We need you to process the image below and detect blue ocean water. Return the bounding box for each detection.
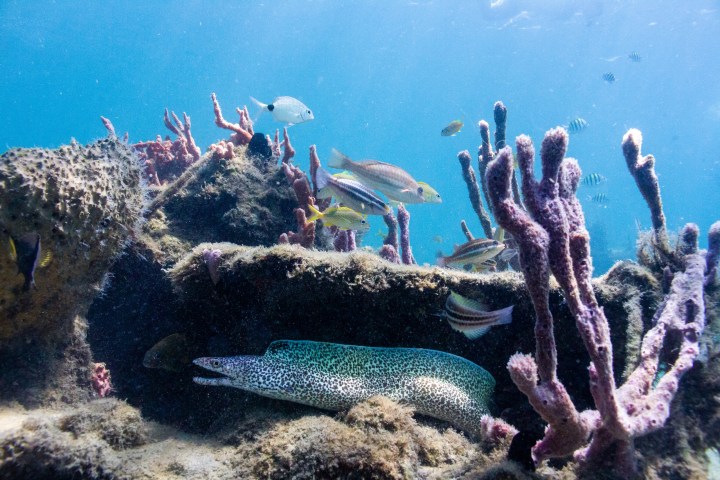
[1,0,718,269]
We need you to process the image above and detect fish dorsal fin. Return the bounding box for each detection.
[453,243,460,252]
[264,340,294,358]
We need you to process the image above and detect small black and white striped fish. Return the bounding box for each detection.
[316,167,391,216]
[443,292,514,339]
[581,173,607,186]
[590,192,608,204]
[566,117,589,134]
[628,51,642,63]
[602,72,616,83]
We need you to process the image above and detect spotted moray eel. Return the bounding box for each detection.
[193,340,495,435]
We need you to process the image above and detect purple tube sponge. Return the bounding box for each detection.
[397,204,416,265]
[486,128,708,477]
[622,129,670,256]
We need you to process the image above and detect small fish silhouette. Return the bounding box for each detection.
[628,51,642,63]
[566,117,589,134]
[602,72,616,83]
[581,173,607,187]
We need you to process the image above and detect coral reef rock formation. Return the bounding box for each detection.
[144,145,297,261]
[0,396,513,480]
[0,138,145,404]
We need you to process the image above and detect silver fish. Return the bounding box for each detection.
[315,167,391,216]
[250,96,314,125]
[437,238,505,269]
[443,292,513,339]
[329,149,425,204]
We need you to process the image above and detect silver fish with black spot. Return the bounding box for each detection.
[250,96,314,126]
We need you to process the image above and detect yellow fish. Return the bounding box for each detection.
[417,181,442,203]
[307,204,370,232]
[441,120,463,137]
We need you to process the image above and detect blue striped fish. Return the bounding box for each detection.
[628,51,642,63]
[581,173,607,187]
[566,117,589,134]
[442,291,514,339]
[590,192,609,204]
[316,167,390,216]
[602,72,616,83]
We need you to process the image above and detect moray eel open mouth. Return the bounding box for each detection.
[192,357,235,387]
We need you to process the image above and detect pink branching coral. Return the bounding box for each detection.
[132,109,201,185]
[91,362,112,398]
[210,92,253,147]
[485,127,710,477]
[278,132,316,249]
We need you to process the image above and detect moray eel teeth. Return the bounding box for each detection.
[193,340,496,436]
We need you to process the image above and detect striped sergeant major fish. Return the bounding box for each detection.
[628,51,642,62]
[581,173,607,187]
[566,117,589,134]
[442,291,514,339]
[590,192,609,204]
[315,167,391,216]
[602,72,616,83]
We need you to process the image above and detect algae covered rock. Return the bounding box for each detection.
[149,145,297,251]
[0,137,146,403]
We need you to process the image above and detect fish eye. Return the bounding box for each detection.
[307,109,312,115]
[211,360,221,368]
[361,220,367,224]
[418,187,424,194]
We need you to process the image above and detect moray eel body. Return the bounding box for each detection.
[193,340,495,435]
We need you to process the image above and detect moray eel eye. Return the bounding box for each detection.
[211,360,221,369]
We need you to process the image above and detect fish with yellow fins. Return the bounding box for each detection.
[316,167,391,216]
[329,149,425,204]
[8,232,52,291]
[437,238,505,269]
[334,171,442,205]
[307,204,370,232]
[442,291,513,339]
[417,181,442,203]
[441,120,463,137]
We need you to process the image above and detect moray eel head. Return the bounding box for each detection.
[193,356,252,388]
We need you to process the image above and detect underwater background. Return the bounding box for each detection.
[1,0,718,270]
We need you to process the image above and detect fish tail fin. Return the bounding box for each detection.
[306,204,323,223]
[249,96,267,122]
[315,167,331,191]
[328,149,351,169]
[8,236,17,261]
